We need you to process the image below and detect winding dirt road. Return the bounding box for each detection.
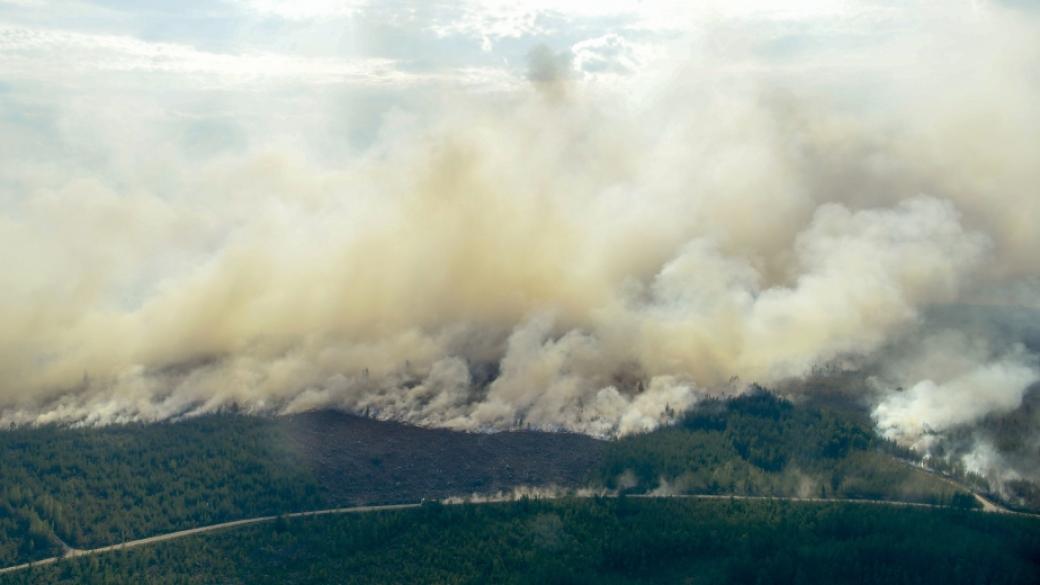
[0,503,419,576]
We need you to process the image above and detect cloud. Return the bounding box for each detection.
[571,33,643,76]
[0,24,409,85]
[235,0,365,20]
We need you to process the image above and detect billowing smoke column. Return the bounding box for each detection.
[0,1,1038,486]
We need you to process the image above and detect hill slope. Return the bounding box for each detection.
[600,390,972,506]
[0,391,983,568]
[0,412,603,566]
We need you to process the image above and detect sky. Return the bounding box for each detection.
[0,1,1026,180]
[1,0,1039,490]
[0,1,995,166]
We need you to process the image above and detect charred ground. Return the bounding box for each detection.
[278,410,605,503]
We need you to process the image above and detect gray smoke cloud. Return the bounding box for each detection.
[0,2,1038,485]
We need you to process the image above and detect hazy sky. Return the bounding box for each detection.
[0,0,1009,173]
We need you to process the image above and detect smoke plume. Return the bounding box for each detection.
[1,1,1038,486]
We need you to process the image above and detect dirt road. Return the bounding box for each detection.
[0,503,419,576]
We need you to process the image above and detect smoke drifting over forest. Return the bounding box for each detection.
[1,3,1038,486]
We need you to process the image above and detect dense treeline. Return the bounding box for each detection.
[0,390,979,568]
[3,498,1038,584]
[0,416,326,565]
[600,389,972,505]
[0,411,601,567]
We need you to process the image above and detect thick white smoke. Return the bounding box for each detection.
[0,1,1038,482]
[872,333,1040,448]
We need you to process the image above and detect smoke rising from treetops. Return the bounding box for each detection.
[1,2,1038,485]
